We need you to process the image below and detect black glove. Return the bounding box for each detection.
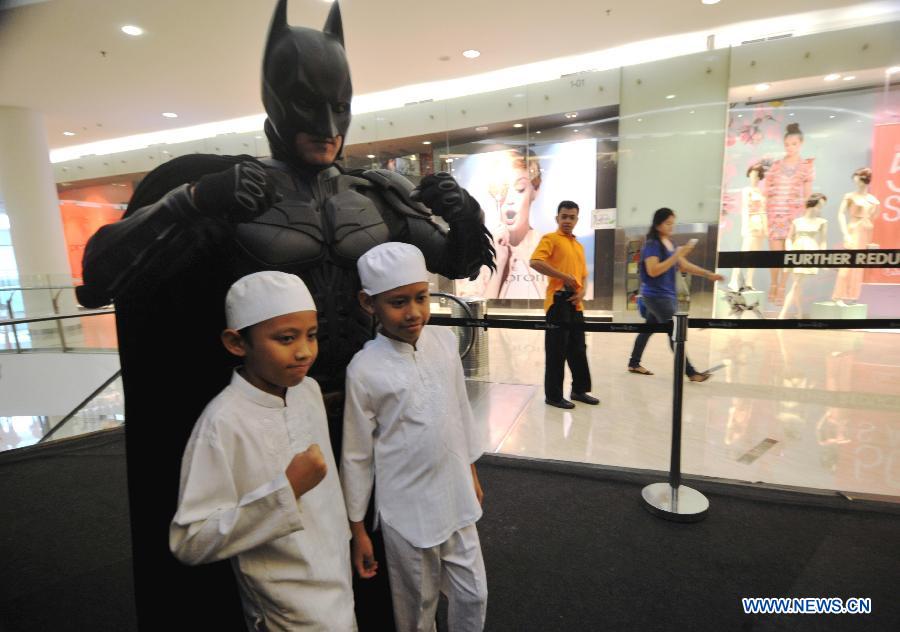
[410,172,480,223]
[193,161,278,223]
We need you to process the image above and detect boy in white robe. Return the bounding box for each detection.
[170,271,356,631]
[341,242,488,632]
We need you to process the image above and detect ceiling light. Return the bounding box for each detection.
[564,112,578,119]
[121,25,143,36]
[824,73,841,81]
[843,75,856,81]
[637,118,643,122]
[755,83,770,91]
[422,141,431,145]
[665,94,676,100]
[789,112,795,116]
[446,158,454,163]
[573,129,579,133]
[535,131,541,134]
[829,115,836,119]
[410,155,417,161]
[701,0,721,4]
[888,67,900,75]
[513,123,524,128]
[63,131,76,136]
[737,114,743,118]
[475,126,488,132]
[162,112,178,118]
[366,154,375,159]
[689,110,695,114]
[462,49,481,59]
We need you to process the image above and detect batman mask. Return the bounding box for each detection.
[262,0,352,165]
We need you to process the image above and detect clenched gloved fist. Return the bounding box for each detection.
[410,172,480,224]
[193,161,279,223]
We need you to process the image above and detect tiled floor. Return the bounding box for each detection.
[468,326,900,498]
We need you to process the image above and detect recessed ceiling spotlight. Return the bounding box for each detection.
[637,118,643,122]
[824,73,841,81]
[513,123,524,128]
[843,75,856,81]
[665,94,676,100]
[462,49,481,59]
[121,25,143,36]
[573,129,579,133]
[564,112,578,119]
[475,126,489,132]
[829,115,836,119]
[63,131,76,136]
[789,112,795,116]
[366,154,376,159]
[410,155,418,161]
[162,112,178,118]
[535,131,541,134]
[755,83,770,91]
[422,141,431,145]
[701,0,721,4]
[737,114,743,118]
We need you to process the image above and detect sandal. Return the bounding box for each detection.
[628,365,653,375]
[688,372,711,383]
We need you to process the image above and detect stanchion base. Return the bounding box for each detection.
[641,483,709,523]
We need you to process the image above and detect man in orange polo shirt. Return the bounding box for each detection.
[529,201,600,409]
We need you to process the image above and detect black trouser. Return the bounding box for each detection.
[629,295,698,376]
[544,301,592,401]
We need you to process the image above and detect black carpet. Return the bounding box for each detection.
[2,428,898,631]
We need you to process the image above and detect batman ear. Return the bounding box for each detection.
[266,0,289,51]
[323,1,345,47]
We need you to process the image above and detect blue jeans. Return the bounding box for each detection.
[628,295,698,376]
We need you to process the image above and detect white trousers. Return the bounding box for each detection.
[381,522,487,632]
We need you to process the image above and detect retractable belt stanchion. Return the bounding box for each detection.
[641,312,709,522]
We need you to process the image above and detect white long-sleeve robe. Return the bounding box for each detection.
[170,371,355,631]
[340,327,486,548]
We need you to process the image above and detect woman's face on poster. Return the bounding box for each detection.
[500,167,535,232]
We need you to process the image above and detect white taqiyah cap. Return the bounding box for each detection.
[225,271,316,330]
[358,242,429,296]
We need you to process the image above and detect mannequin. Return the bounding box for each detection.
[832,167,880,305]
[765,123,815,304]
[728,162,768,291]
[779,193,828,319]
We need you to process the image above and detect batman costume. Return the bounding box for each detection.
[76,2,493,630]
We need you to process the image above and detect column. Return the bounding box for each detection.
[0,106,73,318]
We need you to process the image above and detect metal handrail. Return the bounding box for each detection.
[0,309,114,328]
[38,370,123,444]
[431,292,476,360]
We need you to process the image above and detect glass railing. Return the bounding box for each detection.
[1,308,121,452]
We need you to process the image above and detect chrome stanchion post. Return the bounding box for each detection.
[641,312,709,522]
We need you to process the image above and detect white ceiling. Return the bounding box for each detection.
[0,0,893,150]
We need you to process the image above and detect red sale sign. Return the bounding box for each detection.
[866,122,900,283]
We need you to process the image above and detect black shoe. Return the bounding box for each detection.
[570,392,600,405]
[545,398,575,410]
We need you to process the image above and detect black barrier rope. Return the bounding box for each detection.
[429,314,900,332]
[429,315,671,334]
[717,248,900,269]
